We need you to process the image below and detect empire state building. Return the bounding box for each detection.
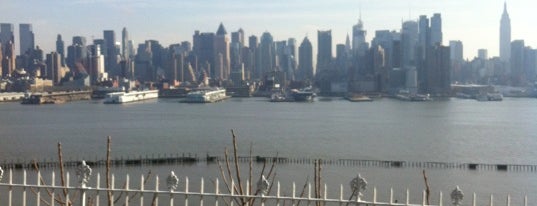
[499,2,511,62]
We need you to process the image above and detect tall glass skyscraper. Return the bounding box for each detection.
[316,30,332,72]
[19,24,34,55]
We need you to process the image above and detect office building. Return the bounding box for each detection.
[298,37,313,80]
[317,30,332,72]
[19,24,34,55]
[430,13,443,46]
[214,23,230,80]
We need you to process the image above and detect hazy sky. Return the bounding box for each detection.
[1,0,535,59]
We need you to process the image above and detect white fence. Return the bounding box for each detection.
[0,165,529,206]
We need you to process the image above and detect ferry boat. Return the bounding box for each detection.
[103,90,159,104]
[183,88,229,103]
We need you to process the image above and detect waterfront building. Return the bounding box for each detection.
[214,23,230,80]
[423,45,451,95]
[298,36,313,80]
[317,30,332,72]
[500,2,511,62]
[19,24,34,55]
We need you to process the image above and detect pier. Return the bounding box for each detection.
[2,154,536,173]
[21,90,91,104]
[0,92,25,102]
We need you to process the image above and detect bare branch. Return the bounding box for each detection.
[423,169,431,205]
[106,136,112,206]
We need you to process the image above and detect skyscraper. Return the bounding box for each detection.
[418,15,430,60]
[258,32,275,79]
[103,30,119,76]
[0,23,14,47]
[214,23,230,80]
[19,24,34,55]
[122,27,130,59]
[298,36,313,80]
[449,41,463,62]
[1,40,15,77]
[510,40,525,86]
[500,2,511,62]
[45,52,63,84]
[317,30,332,72]
[401,20,418,67]
[352,18,368,56]
[430,13,443,46]
[193,31,215,77]
[56,34,65,65]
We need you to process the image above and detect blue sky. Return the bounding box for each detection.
[2,0,535,59]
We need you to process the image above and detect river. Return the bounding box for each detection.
[0,97,536,204]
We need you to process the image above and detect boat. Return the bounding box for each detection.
[103,90,159,104]
[270,92,288,102]
[290,88,316,102]
[476,92,503,101]
[92,86,124,99]
[182,87,229,103]
[345,93,373,102]
[410,94,432,101]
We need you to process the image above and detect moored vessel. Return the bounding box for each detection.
[182,87,229,103]
[103,90,159,104]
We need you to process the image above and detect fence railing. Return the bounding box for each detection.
[0,164,529,206]
[3,154,537,173]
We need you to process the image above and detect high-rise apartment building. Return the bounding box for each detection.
[19,24,34,55]
[500,2,511,62]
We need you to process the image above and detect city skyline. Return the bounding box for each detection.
[1,0,535,60]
